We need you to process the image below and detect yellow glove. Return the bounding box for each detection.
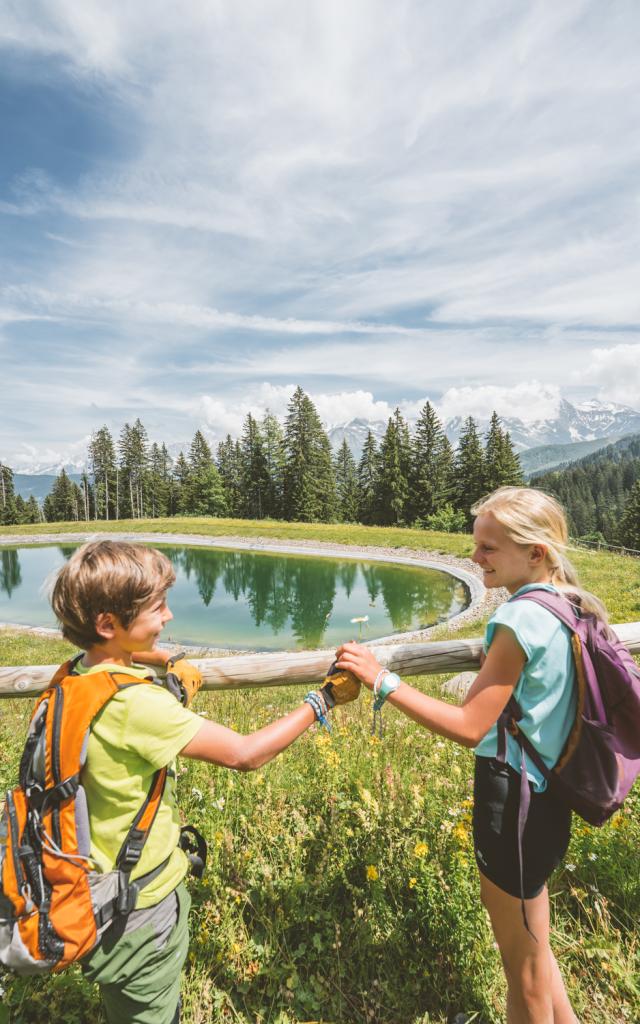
[319,662,361,707]
[164,653,203,708]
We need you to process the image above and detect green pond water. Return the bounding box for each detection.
[0,545,468,651]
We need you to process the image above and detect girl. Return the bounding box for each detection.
[336,487,603,1024]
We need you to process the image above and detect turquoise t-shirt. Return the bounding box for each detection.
[474,584,576,792]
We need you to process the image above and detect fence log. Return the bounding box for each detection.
[2,621,639,699]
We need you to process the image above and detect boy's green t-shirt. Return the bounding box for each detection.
[76,661,203,908]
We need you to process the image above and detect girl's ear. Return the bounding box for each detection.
[529,544,547,566]
[95,612,116,641]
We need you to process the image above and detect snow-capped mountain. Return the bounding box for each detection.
[329,399,640,458]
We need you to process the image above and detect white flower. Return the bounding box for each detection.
[588,853,597,861]
[566,862,576,871]
[212,797,226,811]
[191,787,203,802]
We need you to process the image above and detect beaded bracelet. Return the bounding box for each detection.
[304,690,332,731]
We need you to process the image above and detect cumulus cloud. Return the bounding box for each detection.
[196,386,392,436]
[435,383,563,424]
[577,344,640,409]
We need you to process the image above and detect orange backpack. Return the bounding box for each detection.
[0,657,181,975]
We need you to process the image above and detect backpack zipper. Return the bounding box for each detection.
[6,790,33,915]
[50,687,64,848]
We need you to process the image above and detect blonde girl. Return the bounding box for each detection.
[336,487,602,1024]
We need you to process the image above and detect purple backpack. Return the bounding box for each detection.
[497,590,640,933]
[498,589,640,826]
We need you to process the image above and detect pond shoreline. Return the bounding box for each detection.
[0,530,502,650]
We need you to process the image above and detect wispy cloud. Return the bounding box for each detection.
[1,1,639,459]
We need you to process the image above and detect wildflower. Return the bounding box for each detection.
[408,877,417,889]
[366,865,379,881]
[414,841,429,858]
[566,863,576,872]
[588,852,597,861]
[191,787,203,802]
[212,797,226,811]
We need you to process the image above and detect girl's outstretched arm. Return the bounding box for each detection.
[179,703,317,770]
[335,626,525,748]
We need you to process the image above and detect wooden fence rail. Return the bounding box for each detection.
[2,621,640,699]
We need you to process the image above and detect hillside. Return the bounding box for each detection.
[533,434,640,543]
[519,435,629,477]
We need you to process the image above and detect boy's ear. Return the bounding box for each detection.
[95,612,117,641]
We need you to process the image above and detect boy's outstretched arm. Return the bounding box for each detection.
[180,704,316,771]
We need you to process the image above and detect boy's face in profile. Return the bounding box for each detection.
[95,592,173,659]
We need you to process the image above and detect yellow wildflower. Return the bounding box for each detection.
[366,864,379,881]
[408,877,417,889]
[414,841,429,858]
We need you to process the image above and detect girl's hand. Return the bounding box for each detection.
[132,648,175,667]
[335,642,385,690]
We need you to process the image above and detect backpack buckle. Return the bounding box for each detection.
[117,838,144,873]
[116,874,139,915]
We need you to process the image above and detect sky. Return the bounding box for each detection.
[1,1,640,470]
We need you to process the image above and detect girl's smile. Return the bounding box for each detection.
[472,512,552,594]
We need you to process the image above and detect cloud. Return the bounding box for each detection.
[577,344,640,408]
[435,383,563,424]
[2,2,640,459]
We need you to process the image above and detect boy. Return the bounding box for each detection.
[48,539,358,1024]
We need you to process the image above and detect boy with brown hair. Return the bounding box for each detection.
[42,539,358,1023]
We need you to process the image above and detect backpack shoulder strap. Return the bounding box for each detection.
[511,589,581,632]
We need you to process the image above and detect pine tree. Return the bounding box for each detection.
[43,469,81,522]
[334,440,359,522]
[453,417,486,526]
[358,432,379,525]
[179,431,227,517]
[0,464,18,526]
[149,443,173,518]
[239,414,270,519]
[25,495,42,524]
[89,426,117,520]
[261,411,285,519]
[410,401,453,522]
[118,420,149,519]
[216,436,243,517]
[484,412,524,491]
[620,480,640,549]
[375,411,411,525]
[283,387,337,522]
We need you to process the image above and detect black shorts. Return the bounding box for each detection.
[473,755,572,899]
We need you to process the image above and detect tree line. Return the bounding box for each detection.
[533,435,640,550]
[1,387,523,531]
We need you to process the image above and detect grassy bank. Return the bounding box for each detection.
[1,522,639,1022]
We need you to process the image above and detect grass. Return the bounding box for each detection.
[1,520,639,1022]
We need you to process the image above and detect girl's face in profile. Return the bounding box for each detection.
[471,512,548,595]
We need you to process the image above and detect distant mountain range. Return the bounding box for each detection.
[327,399,640,462]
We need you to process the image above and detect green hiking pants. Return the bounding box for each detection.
[82,883,191,1024]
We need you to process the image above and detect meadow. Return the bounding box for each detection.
[1,519,639,1023]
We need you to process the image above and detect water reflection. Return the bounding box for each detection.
[0,550,22,598]
[0,544,468,650]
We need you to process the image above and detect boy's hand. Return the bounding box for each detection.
[319,662,361,706]
[165,654,204,708]
[335,642,385,690]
